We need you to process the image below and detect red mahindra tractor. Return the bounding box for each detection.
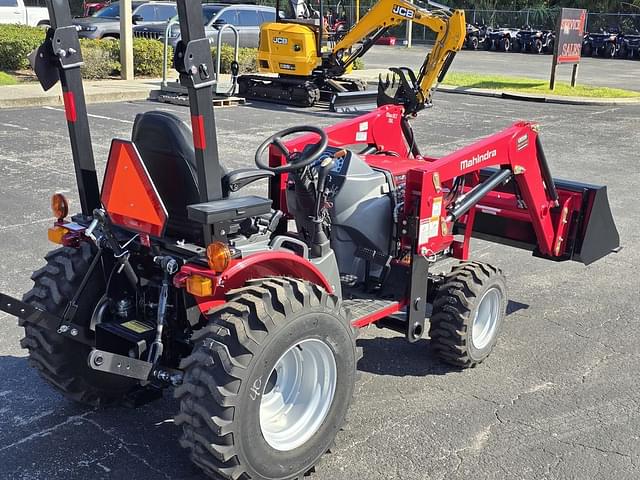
[1,0,620,479]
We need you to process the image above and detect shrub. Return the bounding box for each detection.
[79,39,119,79]
[352,58,365,70]
[0,25,45,71]
[211,45,257,74]
[133,38,167,77]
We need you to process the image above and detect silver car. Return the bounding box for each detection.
[134,3,276,49]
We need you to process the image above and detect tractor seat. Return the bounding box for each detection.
[132,111,207,242]
[132,111,273,243]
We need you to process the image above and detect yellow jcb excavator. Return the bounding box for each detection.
[238,0,466,110]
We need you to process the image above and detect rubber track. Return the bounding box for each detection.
[175,277,361,480]
[429,261,503,368]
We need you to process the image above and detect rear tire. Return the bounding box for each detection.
[429,262,507,368]
[175,278,360,480]
[500,37,511,52]
[20,243,137,406]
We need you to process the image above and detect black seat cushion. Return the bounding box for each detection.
[132,111,228,243]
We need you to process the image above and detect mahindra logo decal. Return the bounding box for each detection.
[392,5,415,19]
[459,149,497,170]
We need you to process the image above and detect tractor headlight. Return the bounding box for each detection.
[169,23,180,38]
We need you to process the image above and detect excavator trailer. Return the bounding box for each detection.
[0,0,619,479]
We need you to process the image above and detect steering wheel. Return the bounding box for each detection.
[255,126,329,174]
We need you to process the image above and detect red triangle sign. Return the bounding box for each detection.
[101,140,168,237]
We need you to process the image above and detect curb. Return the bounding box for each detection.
[358,77,640,106]
[0,89,157,109]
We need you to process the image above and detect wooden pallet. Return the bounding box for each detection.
[156,93,246,107]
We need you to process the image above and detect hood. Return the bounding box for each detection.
[73,17,118,26]
[132,22,169,33]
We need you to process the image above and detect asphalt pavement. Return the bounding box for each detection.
[0,95,639,480]
[365,45,640,92]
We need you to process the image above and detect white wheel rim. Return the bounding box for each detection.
[471,288,501,350]
[259,338,337,452]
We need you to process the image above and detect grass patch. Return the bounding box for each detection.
[0,71,17,86]
[443,72,640,99]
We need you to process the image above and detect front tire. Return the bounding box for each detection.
[20,243,137,406]
[429,262,507,368]
[175,278,360,480]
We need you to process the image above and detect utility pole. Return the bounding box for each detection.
[406,0,412,48]
[120,0,134,80]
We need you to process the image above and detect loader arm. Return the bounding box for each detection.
[331,0,465,101]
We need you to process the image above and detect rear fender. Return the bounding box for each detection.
[175,250,334,313]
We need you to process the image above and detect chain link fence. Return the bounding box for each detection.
[258,2,640,43]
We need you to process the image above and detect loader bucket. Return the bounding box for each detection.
[557,179,620,265]
[329,90,379,113]
[467,171,620,265]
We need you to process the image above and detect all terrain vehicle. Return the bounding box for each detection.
[484,25,520,52]
[464,22,488,50]
[618,29,640,59]
[583,27,621,57]
[0,0,620,479]
[515,26,555,54]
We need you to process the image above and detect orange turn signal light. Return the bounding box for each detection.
[186,275,213,297]
[51,193,69,220]
[206,241,231,273]
[48,225,69,245]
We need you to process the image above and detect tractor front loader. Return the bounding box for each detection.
[0,0,619,479]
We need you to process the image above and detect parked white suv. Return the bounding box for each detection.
[0,0,49,27]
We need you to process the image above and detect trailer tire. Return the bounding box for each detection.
[19,243,137,406]
[175,278,361,480]
[429,262,506,368]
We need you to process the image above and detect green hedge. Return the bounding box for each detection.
[212,45,257,74]
[0,25,45,71]
[0,26,168,78]
[0,25,363,79]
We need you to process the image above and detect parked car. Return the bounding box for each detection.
[484,26,519,52]
[515,26,555,54]
[0,0,48,27]
[464,23,488,50]
[73,0,176,40]
[133,3,276,49]
[81,0,111,18]
[583,28,621,58]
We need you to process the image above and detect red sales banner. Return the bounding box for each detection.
[555,8,587,64]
